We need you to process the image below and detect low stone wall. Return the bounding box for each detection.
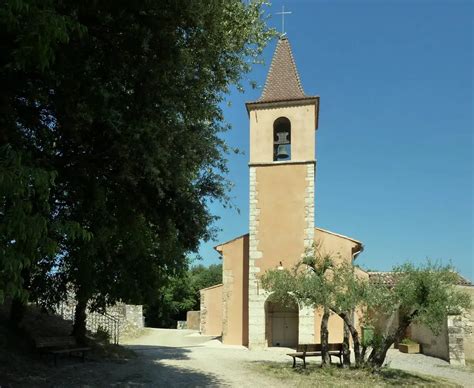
[186,311,200,330]
[459,286,474,361]
[107,303,144,338]
[55,298,144,342]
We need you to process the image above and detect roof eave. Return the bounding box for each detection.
[246,96,320,129]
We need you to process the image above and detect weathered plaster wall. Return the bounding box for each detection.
[256,163,310,272]
[410,321,449,361]
[313,228,360,265]
[199,284,223,336]
[249,103,316,163]
[248,163,315,348]
[313,309,344,343]
[220,235,249,345]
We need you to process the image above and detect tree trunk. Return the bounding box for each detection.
[367,311,417,368]
[320,308,331,366]
[72,294,89,345]
[343,320,351,367]
[9,296,26,328]
[338,311,363,366]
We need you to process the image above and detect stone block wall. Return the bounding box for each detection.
[186,311,200,330]
[248,166,266,348]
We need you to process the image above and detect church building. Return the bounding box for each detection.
[199,37,364,349]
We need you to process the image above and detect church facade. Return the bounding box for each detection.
[200,37,364,348]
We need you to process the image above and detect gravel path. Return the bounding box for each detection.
[119,329,474,387]
[41,328,471,387]
[122,329,290,387]
[385,349,473,387]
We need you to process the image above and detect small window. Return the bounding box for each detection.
[273,117,291,161]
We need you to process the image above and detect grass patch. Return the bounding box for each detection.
[250,361,460,387]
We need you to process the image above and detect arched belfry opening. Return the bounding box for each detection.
[273,117,291,161]
[265,294,299,347]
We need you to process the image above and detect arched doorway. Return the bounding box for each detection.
[265,296,299,347]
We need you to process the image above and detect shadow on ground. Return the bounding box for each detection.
[1,345,225,387]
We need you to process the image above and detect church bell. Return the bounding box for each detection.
[276,144,289,159]
[274,131,290,160]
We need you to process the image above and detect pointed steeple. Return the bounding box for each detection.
[246,36,319,129]
[258,37,312,102]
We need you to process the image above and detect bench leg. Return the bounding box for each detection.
[292,357,296,368]
[303,357,306,369]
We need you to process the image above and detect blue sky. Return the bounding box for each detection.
[196,0,473,281]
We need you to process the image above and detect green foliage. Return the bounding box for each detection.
[145,263,222,328]
[1,0,274,331]
[262,249,472,368]
[400,338,418,345]
[261,249,368,316]
[367,261,471,336]
[188,264,223,310]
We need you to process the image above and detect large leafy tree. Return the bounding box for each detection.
[1,0,274,341]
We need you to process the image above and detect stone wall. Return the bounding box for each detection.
[447,314,465,365]
[410,286,473,365]
[248,165,266,348]
[460,286,474,361]
[410,320,449,361]
[107,303,144,338]
[55,299,144,342]
[186,311,200,330]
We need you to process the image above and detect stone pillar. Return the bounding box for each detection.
[304,163,315,255]
[199,290,206,333]
[299,163,315,344]
[448,314,466,365]
[248,166,268,348]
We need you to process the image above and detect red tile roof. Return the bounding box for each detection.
[367,271,473,287]
[253,37,317,104]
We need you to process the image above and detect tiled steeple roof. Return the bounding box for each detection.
[257,37,315,103]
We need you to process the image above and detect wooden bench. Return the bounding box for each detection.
[35,336,91,366]
[287,343,344,368]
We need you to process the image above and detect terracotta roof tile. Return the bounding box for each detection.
[368,271,473,287]
[258,37,313,103]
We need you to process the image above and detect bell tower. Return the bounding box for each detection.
[245,37,320,348]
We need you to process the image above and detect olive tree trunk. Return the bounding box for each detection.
[320,308,331,366]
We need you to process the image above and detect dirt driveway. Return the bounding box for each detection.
[119,328,290,387]
[120,329,473,387]
[28,328,472,387]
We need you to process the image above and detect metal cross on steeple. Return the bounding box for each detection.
[276,5,292,36]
